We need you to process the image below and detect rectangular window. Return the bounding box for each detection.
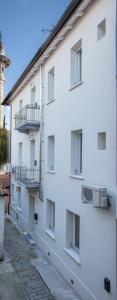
[71,40,82,86]
[97,132,106,150]
[17,186,21,209]
[19,100,23,111]
[97,19,106,41]
[31,86,36,105]
[47,199,55,232]
[66,210,80,253]
[48,67,54,101]
[48,136,54,171]
[71,130,82,175]
[11,184,14,204]
[18,142,22,165]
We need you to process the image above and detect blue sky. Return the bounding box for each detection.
[1,0,70,96]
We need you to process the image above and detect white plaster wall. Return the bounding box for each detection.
[10,70,40,230]
[40,1,117,300]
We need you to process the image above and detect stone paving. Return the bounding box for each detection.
[1,218,55,300]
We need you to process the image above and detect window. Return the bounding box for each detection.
[19,100,23,111]
[46,199,55,232]
[17,186,21,209]
[97,132,106,150]
[71,130,82,175]
[31,86,36,105]
[47,136,54,171]
[97,19,106,41]
[18,142,22,165]
[66,210,80,253]
[71,39,82,86]
[11,184,14,204]
[48,67,54,101]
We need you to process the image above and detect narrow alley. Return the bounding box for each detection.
[0,218,55,300]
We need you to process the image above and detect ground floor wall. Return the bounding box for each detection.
[10,177,116,300]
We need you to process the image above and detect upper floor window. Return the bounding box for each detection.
[31,86,36,105]
[19,100,22,111]
[48,67,54,102]
[97,19,106,41]
[17,186,21,209]
[18,142,22,165]
[71,130,82,176]
[71,39,82,86]
[47,135,55,171]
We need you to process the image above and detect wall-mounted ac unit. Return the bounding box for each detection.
[81,185,108,208]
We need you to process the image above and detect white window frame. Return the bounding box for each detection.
[31,86,36,105]
[71,130,82,176]
[97,19,106,41]
[46,199,55,239]
[17,186,21,210]
[18,142,22,166]
[66,210,80,255]
[71,39,82,86]
[48,67,54,102]
[47,135,55,171]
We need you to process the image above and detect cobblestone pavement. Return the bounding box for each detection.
[4,218,55,300]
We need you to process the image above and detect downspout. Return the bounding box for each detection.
[39,64,44,201]
[8,104,12,214]
[115,0,117,292]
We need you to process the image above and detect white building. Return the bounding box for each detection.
[3,0,117,300]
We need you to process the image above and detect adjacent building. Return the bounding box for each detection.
[3,1,117,300]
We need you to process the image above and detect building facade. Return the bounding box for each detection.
[3,1,117,300]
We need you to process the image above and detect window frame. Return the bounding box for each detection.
[71,129,82,176]
[48,67,55,102]
[71,39,82,87]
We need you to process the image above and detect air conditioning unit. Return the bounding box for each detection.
[81,185,108,208]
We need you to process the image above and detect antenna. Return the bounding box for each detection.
[42,24,54,34]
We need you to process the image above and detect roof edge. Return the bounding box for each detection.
[3,0,83,105]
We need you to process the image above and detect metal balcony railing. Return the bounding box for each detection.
[15,166,39,189]
[15,104,40,132]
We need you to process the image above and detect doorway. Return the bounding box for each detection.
[29,195,35,232]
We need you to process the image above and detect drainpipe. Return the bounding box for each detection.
[115,0,117,291]
[39,64,44,201]
[8,104,12,214]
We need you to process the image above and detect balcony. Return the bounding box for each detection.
[15,166,39,190]
[15,104,40,133]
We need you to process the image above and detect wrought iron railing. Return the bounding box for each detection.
[15,104,40,130]
[15,166,39,186]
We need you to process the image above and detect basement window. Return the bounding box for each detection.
[97,19,106,41]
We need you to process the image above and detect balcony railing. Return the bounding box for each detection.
[15,166,39,189]
[15,104,40,132]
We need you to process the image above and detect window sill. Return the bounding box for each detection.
[17,207,21,213]
[69,174,84,180]
[64,248,81,265]
[47,98,55,105]
[47,170,55,174]
[45,229,55,240]
[69,81,83,91]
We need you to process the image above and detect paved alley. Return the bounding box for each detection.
[0,218,55,300]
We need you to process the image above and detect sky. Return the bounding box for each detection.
[1,0,70,96]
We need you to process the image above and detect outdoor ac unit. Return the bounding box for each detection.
[81,185,108,208]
